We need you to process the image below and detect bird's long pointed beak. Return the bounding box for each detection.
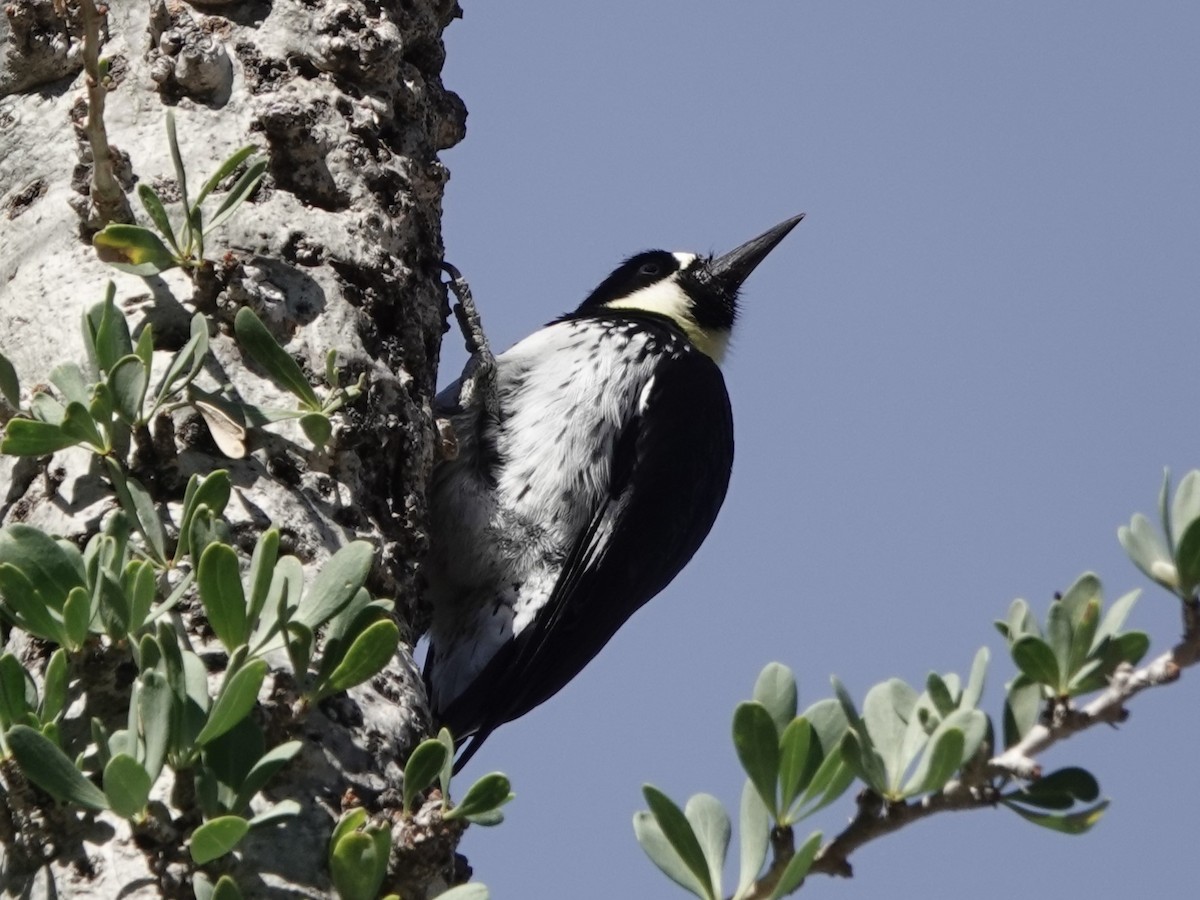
[707,214,805,289]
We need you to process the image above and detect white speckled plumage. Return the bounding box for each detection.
[425,317,679,708]
[422,215,802,768]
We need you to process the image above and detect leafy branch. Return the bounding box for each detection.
[93,111,265,274]
[635,469,1200,897]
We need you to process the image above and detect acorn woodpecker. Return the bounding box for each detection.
[424,215,804,768]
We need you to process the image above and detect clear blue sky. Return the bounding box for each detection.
[437,3,1200,897]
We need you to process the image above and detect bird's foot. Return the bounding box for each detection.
[441,261,498,418]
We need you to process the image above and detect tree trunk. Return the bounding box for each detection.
[0,0,464,896]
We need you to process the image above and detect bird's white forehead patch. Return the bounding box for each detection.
[672,251,698,268]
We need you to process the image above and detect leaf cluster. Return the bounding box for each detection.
[634,469,1200,897]
[328,731,511,900]
[92,112,265,275]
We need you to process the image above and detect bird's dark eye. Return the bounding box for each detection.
[638,262,661,276]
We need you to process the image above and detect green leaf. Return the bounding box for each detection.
[205,158,267,235]
[6,724,109,809]
[40,649,68,723]
[1069,599,1101,685]
[1093,589,1140,649]
[108,356,148,425]
[125,559,157,633]
[0,418,76,455]
[329,809,369,866]
[1118,513,1175,589]
[445,772,514,822]
[299,412,332,448]
[1004,799,1109,834]
[139,670,172,782]
[330,829,389,900]
[189,507,226,566]
[198,543,249,651]
[245,529,279,629]
[49,362,88,406]
[312,588,377,686]
[190,815,250,864]
[93,225,179,275]
[634,807,711,900]
[84,286,134,375]
[137,182,179,253]
[1002,676,1042,748]
[0,524,86,606]
[1171,471,1200,549]
[0,350,19,407]
[735,780,770,899]
[153,314,209,410]
[285,620,313,679]
[165,111,190,217]
[831,677,885,791]
[777,717,817,816]
[196,146,258,206]
[766,830,822,900]
[103,753,152,818]
[1011,636,1060,690]
[752,662,798,736]
[685,794,729,900]
[195,659,267,747]
[0,653,30,728]
[795,741,855,817]
[135,323,154,371]
[404,738,450,813]
[1175,518,1200,596]
[28,392,65,426]
[902,727,963,797]
[294,540,375,629]
[437,727,455,799]
[233,307,321,409]
[318,618,399,698]
[1045,602,1073,689]
[962,647,992,710]
[233,740,303,813]
[0,564,64,643]
[1004,767,1100,811]
[862,678,917,792]
[924,672,955,718]
[1100,631,1151,669]
[103,460,168,566]
[58,401,105,450]
[175,469,231,564]
[210,875,245,900]
[732,702,781,816]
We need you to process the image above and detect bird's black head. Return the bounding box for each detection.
[574,215,804,362]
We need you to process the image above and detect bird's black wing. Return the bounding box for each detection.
[442,344,734,769]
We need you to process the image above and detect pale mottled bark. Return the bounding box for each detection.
[0,0,465,895]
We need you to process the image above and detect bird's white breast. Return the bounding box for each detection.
[424,317,670,704]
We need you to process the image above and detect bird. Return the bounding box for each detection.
[423,215,804,769]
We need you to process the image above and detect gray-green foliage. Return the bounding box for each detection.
[400,726,514,825]
[636,469,1200,897]
[0,299,394,874]
[92,112,266,275]
[322,728,514,900]
[0,282,361,464]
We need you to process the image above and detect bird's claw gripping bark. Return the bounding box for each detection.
[441,261,498,419]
